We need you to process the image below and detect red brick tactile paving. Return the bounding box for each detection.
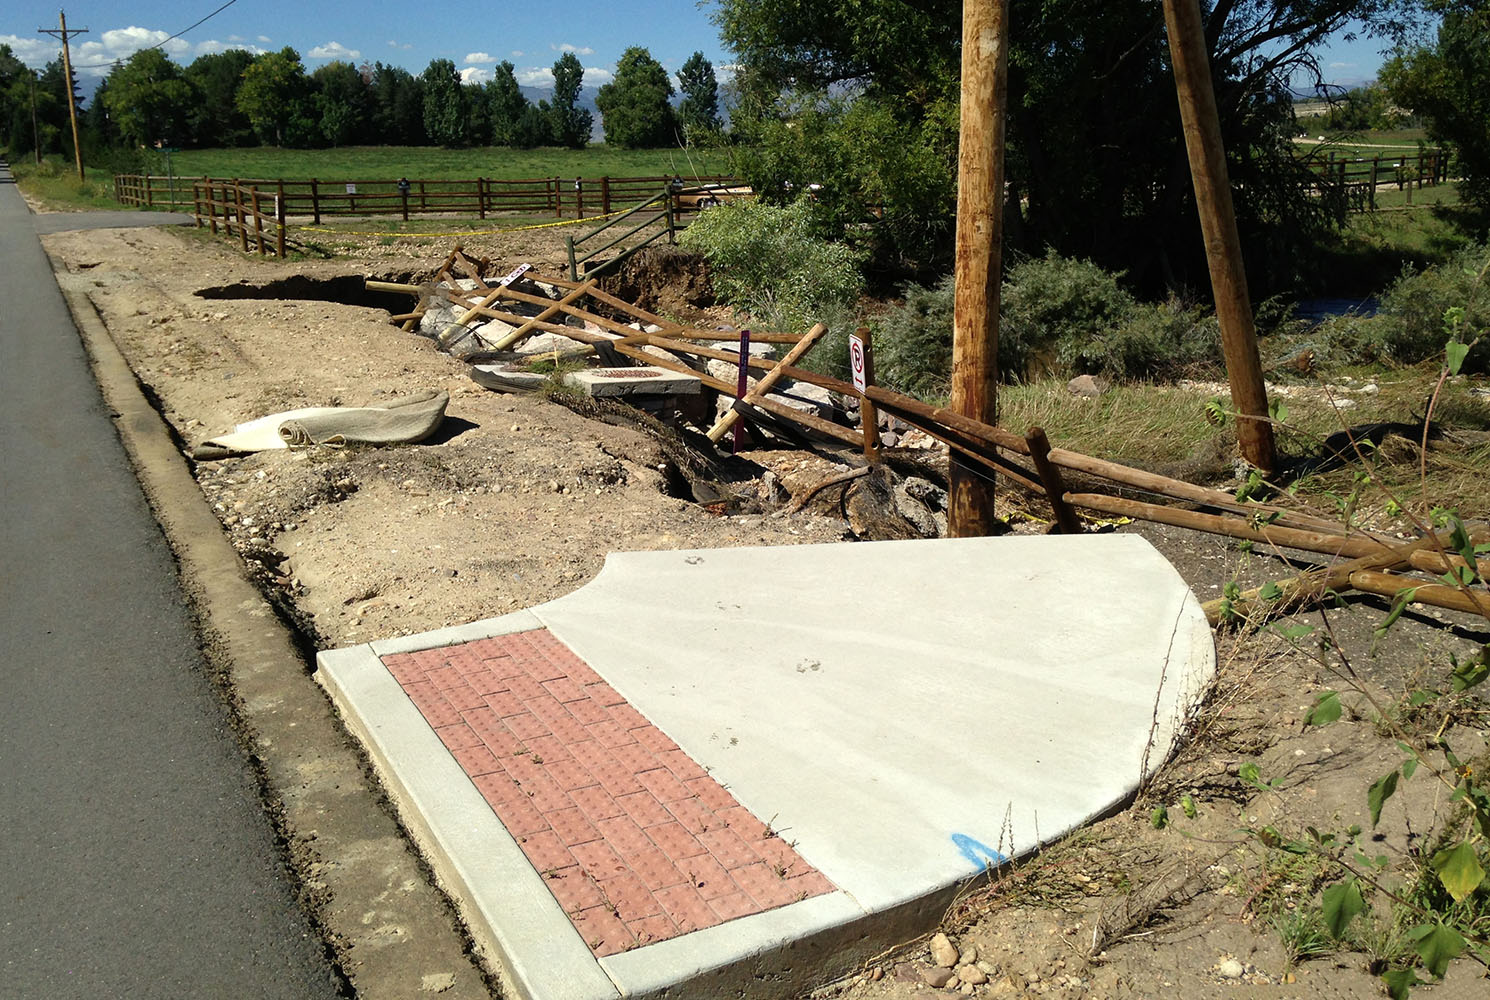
[383,629,835,957]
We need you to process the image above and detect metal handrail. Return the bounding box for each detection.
[567,189,674,281]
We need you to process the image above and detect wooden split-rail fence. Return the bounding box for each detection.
[1303,148,1450,210]
[116,173,738,222]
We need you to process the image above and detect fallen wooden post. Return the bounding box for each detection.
[490,279,598,350]
[365,279,423,296]
[1348,570,1490,617]
[707,323,827,443]
[1201,526,1490,623]
[1065,493,1383,559]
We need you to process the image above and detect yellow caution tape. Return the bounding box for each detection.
[294,208,632,239]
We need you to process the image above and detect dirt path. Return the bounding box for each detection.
[43,224,1488,1000]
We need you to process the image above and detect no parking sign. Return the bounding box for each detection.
[848,332,867,393]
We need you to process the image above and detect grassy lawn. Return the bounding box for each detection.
[131,145,737,182]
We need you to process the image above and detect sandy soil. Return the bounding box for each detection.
[42,222,1488,1000]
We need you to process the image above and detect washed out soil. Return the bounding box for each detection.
[41,218,1488,1000]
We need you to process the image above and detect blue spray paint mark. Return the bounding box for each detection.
[951,833,1007,873]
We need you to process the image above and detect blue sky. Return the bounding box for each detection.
[3,1,1400,97]
[1,0,735,92]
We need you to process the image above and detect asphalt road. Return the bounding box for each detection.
[0,164,343,997]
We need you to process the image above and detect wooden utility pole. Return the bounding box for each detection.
[39,10,88,181]
[1161,0,1274,472]
[949,0,1011,537]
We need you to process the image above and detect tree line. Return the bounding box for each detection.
[0,43,721,161]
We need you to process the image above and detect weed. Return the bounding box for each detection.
[1272,905,1338,964]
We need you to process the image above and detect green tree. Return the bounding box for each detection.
[312,60,371,146]
[596,47,676,148]
[183,49,255,147]
[421,58,467,147]
[369,63,424,145]
[100,49,193,149]
[485,61,528,146]
[237,47,311,146]
[676,51,721,142]
[513,101,552,148]
[716,0,1428,289]
[549,51,592,148]
[1380,2,1490,225]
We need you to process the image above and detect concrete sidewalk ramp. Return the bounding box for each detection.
[319,534,1214,999]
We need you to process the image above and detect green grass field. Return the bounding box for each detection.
[133,145,737,182]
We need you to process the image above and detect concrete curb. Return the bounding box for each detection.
[45,251,495,1000]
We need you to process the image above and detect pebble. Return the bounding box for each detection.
[922,966,956,988]
[930,932,959,968]
[1218,958,1245,979]
[956,963,988,985]
[959,943,979,965]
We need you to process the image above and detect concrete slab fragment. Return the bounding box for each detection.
[318,534,1214,999]
[563,367,702,397]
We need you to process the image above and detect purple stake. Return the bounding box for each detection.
[732,329,751,455]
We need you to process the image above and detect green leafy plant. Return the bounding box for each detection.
[677,197,865,332]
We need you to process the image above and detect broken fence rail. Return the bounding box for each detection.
[387,259,1490,625]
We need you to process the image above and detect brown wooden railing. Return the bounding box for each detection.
[118,173,738,221]
[193,179,286,258]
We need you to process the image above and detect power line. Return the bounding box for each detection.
[68,0,242,70]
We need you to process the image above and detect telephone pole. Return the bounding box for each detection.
[39,10,88,181]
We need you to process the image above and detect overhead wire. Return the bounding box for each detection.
[68,0,242,70]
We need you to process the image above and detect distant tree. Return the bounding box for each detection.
[1380,1,1490,223]
[596,47,676,148]
[485,61,528,146]
[369,63,425,144]
[183,49,255,147]
[313,60,371,146]
[1321,83,1402,132]
[514,101,552,148]
[421,58,467,146]
[676,51,720,142]
[237,48,311,146]
[548,51,592,148]
[100,49,193,149]
[0,44,34,154]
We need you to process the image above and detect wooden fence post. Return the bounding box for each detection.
[146,175,154,208]
[477,177,486,219]
[575,177,584,218]
[1162,0,1275,472]
[207,183,218,235]
[1369,155,1379,209]
[276,179,286,258]
[1025,427,1081,533]
[311,178,321,225]
[949,0,1011,537]
[235,182,249,253]
[601,176,611,216]
[553,176,563,218]
[251,187,264,255]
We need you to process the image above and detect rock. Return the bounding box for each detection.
[893,481,942,538]
[879,430,899,448]
[922,966,957,988]
[516,332,588,354]
[1217,958,1245,979]
[956,964,988,985]
[894,963,921,983]
[419,972,456,993]
[767,380,839,420]
[904,476,948,511]
[930,932,959,968]
[1067,374,1109,398]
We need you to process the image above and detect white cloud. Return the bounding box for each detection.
[715,62,741,81]
[194,39,266,57]
[0,35,57,69]
[582,68,613,86]
[62,27,191,76]
[308,41,361,60]
[257,35,272,43]
[1329,61,1357,70]
[510,50,524,58]
[460,66,490,84]
[464,51,494,63]
[553,43,594,56]
[517,67,553,87]
[387,40,413,50]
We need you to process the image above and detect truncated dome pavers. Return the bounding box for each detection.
[318,534,1215,999]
